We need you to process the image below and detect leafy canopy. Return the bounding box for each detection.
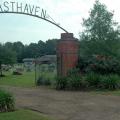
[80,0,120,58]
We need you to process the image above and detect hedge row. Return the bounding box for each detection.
[55,72,120,90]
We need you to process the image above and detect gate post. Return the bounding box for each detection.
[57,33,79,76]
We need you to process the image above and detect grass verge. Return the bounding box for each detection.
[0,72,35,87]
[0,109,54,120]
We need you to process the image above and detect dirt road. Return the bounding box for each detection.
[1,86,120,120]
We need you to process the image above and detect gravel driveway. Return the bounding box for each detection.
[1,86,120,120]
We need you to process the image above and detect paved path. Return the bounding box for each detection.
[1,86,120,120]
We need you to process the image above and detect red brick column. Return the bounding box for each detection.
[57,33,79,76]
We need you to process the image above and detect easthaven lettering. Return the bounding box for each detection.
[0,1,47,18]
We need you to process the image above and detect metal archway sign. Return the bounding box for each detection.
[0,1,79,78]
[0,1,68,33]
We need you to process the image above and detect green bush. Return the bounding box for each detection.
[85,72,101,88]
[56,72,120,91]
[100,75,120,90]
[67,74,84,90]
[67,69,87,90]
[36,75,44,85]
[55,68,88,90]
[77,55,120,75]
[0,90,15,112]
[55,76,68,90]
[85,73,120,90]
[37,75,51,86]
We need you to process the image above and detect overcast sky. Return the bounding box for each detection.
[0,0,120,44]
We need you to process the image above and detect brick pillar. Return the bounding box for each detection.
[57,33,79,76]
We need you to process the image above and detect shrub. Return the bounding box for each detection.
[13,71,22,75]
[77,55,120,75]
[85,73,120,90]
[67,69,87,90]
[37,75,51,86]
[55,68,88,90]
[67,74,83,90]
[0,74,5,77]
[55,67,120,91]
[85,72,101,88]
[0,90,15,112]
[36,75,44,85]
[55,76,68,90]
[55,73,120,90]
[100,75,120,90]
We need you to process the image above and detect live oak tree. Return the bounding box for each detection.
[80,0,120,58]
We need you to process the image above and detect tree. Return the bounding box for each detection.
[12,41,24,63]
[0,38,58,67]
[80,0,120,58]
[38,40,46,56]
[0,61,2,76]
[0,44,16,76]
[0,46,16,65]
[4,42,13,50]
[27,43,39,58]
[45,39,57,55]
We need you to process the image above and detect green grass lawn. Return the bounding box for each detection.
[0,110,54,120]
[0,71,56,87]
[0,71,35,87]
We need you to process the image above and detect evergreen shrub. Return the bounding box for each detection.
[0,90,15,112]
